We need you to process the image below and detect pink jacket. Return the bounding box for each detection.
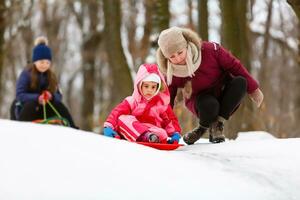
[104,64,181,135]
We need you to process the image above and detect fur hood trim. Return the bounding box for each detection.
[157,28,202,75]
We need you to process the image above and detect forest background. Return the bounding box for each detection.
[0,0,299,139]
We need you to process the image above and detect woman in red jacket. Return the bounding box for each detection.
[156,27,263,145]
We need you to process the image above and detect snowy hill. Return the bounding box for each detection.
[0,119,299,200]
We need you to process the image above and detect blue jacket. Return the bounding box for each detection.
[16,69,62,103]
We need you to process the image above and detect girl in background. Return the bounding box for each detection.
[11,36,77,128]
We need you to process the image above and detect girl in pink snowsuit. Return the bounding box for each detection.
[103,63,181,144]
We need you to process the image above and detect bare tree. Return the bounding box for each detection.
[137,0,155,67]
[198,0,208,40]
[123,0,158,70]
[103,0,133,112]
[220,0,254,138]
[124,0,138,67]
[287,0,300,136]
[1,0,34,117]
[0,0,6,108]
[81,2,102,131]
[187,0,195,30]
[287,0,300,19]
[153,0,170,33]
[256,0,274,133]
[67,0,103,131]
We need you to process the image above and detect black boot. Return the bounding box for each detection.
[148,133,160,143]
[209,116,226,143]
[137,132,160,143]
[183,125,208,145]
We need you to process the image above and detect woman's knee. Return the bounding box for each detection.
[18,101,41,121]
[196,95,220,115]
[20,101,39,112]
[231,76,247,91]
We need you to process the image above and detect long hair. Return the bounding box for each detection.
[26,63,58,94]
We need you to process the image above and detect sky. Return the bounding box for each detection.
[0,119,299,200]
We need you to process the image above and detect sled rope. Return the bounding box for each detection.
[47,101,62,118]
[43,101,47,120]
[39,100,70,127]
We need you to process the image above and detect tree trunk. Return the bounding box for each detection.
[198,0,208,41]
[153,0,170,33]
[66,0,103,130]
[81,44,97,131]
[0,0,5,108]
[287,0,300,19]
[138,0,154,67]
[220,0,254,138]
[286,0,300,72]
[287,0,300,136]
[220,0,241,57]
[126,0,138,67]
[256,0,274,135]
[81,4,102,131]
[103,0,133,111]
[81,1,102,131]
[187,0,195,30]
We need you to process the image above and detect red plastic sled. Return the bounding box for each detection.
[136,142,184,150]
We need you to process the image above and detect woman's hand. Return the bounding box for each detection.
[249,88,264,108]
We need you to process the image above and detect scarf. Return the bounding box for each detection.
[166,42,202,85]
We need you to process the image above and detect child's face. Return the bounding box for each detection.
[141,81,159,99]
[168,47,187,65]
[34,59,51,73]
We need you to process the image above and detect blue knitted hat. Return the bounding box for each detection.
[32,36,52,62]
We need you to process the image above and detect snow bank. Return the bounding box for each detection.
[0,119,299,200]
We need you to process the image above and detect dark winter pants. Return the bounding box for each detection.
[195,76,247,128]
[15,101,77,128]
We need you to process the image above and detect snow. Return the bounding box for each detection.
[0,119,299,200]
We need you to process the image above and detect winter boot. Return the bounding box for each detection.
[209,116,226,143]
[148,133,160,143]
[138,132,160,143]
[137,132,159,143]
[183,125,208,145]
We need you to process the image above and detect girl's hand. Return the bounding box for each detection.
[167,132,181,144]
[103,127,119,138]
[38,91,52,105]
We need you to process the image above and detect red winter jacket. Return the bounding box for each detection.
[168,42,259,115]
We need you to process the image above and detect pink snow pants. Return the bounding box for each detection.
[117,115,168,143]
